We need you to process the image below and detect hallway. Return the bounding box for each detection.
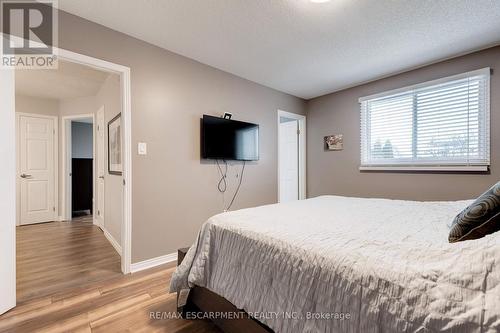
[16,216,122,303]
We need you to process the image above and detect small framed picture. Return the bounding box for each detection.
[325,134,343,151]
[108,113,122,175]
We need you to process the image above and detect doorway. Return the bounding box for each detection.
[0,39,132,315]
[62,115,95,220]
[278,110,306,203]
[13,60,126,303]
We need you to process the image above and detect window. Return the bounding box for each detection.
[359,68,490,171]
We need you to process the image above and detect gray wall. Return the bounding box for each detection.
[57,11,307,262]
[16,95,59,116]
[307,46,500,201]
[71,122,93,159]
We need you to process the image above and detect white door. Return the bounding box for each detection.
[0,67,16,314]
[96,107,105,228]
[19,115,56,225]
[279,120,299,203]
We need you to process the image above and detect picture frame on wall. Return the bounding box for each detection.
[325,134,343,151]
[108,113,123,175]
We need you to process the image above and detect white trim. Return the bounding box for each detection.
[103,229,122,256]
[0,65,16,314]
[61,113,95,222]
[277,110,307,202]
[359,67,491,102]
[63,119,71,220]
[360,165,489,172]
[15,115,19,227]
[5,34,132,274]
[121,67,133,275]
[130,253,178,273]
[15,112,59,226]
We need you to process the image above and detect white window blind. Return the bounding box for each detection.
[359,68,490,171]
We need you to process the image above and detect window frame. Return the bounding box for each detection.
[359,68,491,172]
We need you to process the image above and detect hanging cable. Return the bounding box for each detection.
[226,161,246,211]
[216,160,227,193]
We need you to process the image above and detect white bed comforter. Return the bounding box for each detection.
[170,196,500,333]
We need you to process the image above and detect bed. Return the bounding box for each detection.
[170,196,500,333]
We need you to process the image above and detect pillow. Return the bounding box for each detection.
[449,182,500,243]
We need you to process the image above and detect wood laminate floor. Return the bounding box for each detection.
[0,217,221,333]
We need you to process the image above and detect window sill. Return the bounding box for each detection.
[359,165,489,172]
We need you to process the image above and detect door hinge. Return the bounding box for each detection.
[53,206,56,212]
[123,179,126,186]
[297,129,301,135]
[98,210,100,216]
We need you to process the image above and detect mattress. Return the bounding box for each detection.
[170,196,500,333]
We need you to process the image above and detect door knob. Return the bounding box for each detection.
[20,174,32,178]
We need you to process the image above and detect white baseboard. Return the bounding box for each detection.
[103,229,122,256]
[130,252,177,273]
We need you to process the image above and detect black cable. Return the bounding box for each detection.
[216,160,227,193]
[226,161,246,211]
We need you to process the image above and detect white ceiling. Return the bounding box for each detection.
[16,60,109,100]
[59,0,500,99]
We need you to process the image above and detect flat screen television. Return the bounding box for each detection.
[201,115,259,161]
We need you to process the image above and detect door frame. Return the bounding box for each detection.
[277,110,307,202]
[61,114,96,222]
[15,113,59,226]
[0,66,16,314]
[95,106,106,230]
[5,34,133,275]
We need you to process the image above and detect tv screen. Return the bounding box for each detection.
[202,115,259,161]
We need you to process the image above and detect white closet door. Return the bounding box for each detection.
[279,120,299,203]
[19,115,56,225]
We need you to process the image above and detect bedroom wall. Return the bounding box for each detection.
[307,46,500,201]
[54,11,307,262]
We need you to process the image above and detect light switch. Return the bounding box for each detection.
[138,142,147,155]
